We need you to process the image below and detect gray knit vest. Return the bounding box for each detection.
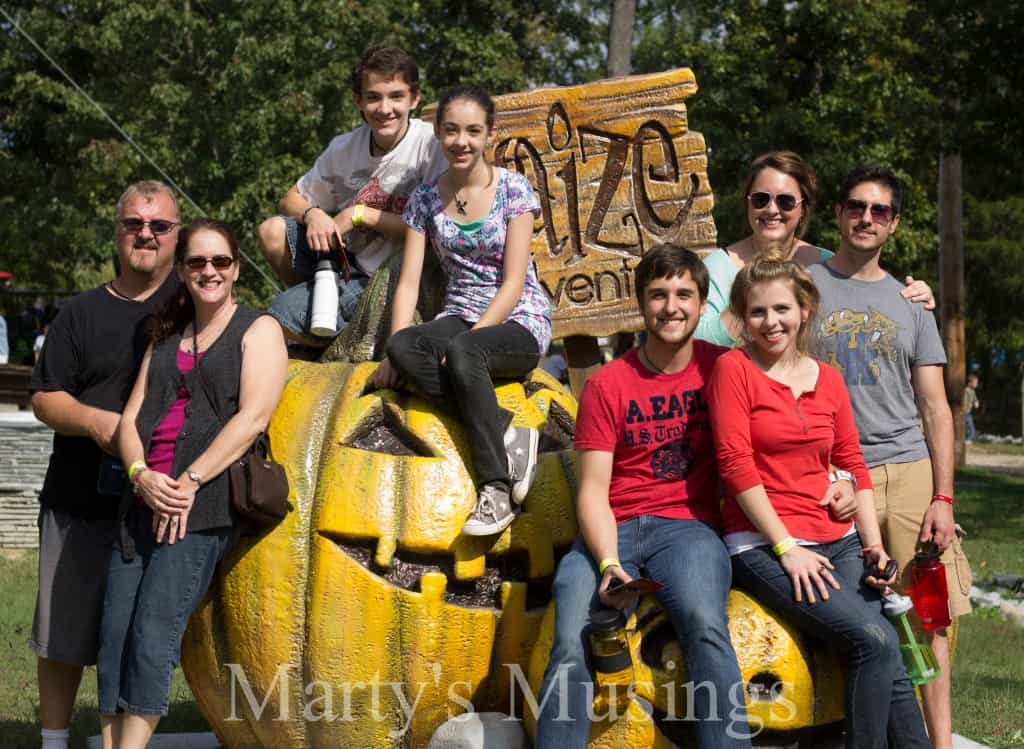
[124,305,263,534]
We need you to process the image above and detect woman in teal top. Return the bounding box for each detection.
[697,151,930,346]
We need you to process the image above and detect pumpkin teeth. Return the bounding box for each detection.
[317,532,562,611]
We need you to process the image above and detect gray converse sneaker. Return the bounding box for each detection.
[505,425,540,504]
[462,484,515,536]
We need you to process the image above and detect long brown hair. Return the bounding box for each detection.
[149,218,240,343]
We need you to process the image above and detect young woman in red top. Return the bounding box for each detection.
[706,250,929,749]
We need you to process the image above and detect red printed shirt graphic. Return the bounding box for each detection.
[574,341,728,525]
[355,176,409,216]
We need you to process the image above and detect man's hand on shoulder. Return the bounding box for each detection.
[919,500,955,551]
[901,276,936,310]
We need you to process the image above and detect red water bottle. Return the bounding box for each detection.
[910,545,952,631]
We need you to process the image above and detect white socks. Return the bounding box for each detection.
[41,727,70,749]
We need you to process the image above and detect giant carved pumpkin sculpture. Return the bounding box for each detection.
[181,361,580,748]
[182,358,853,749]
[525,592,846,748]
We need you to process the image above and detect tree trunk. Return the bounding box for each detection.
[607,0,636,77]
[939,152,966,465]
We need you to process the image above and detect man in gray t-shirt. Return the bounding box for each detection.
[811,164,969,749]
[811,263,947,466]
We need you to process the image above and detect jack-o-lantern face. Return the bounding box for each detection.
[525,592,846,748]
[181,361,579,748]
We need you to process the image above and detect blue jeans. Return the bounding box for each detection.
[535,516,751,749]
[732,534,930,749]
[97,514,234,715]
[965,412,976,441]
[387,316,540,489]
[266,217,370,339]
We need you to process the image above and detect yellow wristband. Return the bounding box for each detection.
[598,558,620,574]
[772,537,798,557]
[351,204,365,228]
[127,460,147,481]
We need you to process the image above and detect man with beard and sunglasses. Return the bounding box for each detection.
[28,181,180,749]
[535,244,750,749]
[809,164,971,749]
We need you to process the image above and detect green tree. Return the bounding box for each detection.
[0,0,601,300]
[633,0,1021,342]
[633,0,940,276]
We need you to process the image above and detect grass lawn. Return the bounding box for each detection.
[0,550,207,749]
[0,467,1021,748]
[970,441,1024,457]
[950,467,1024,749]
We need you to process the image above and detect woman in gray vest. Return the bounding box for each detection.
[97,218,287,748]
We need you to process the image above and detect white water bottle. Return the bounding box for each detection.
[309,258,338,337]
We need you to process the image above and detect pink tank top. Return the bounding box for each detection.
[146,348,203,475]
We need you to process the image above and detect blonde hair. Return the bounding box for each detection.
[729,243,820,356]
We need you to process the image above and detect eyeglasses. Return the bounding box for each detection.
[119,218,179,235]
[748,192,803,212]
[843,199,895,225]
[183,255,235,271]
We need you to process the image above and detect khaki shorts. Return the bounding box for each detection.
[870,458,972,618]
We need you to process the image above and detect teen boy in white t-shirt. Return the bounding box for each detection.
[259,46,445,345]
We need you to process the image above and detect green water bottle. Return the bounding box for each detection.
[883,592,940,686]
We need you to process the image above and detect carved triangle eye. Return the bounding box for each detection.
[342,400,436,457]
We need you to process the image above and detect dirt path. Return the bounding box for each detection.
[966,446,1024,477]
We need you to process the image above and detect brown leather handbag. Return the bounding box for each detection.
[191,318,292,533]
[228,432,292,533]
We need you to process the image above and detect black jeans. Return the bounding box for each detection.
[387,316,540,489]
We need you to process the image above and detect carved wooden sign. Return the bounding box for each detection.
[430,68,716,339]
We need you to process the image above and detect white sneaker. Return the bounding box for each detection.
[505,425,540,504]
[462,484,516,536]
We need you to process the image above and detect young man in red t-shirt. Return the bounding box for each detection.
[534,245,751,749]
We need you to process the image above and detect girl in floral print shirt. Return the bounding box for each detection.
[371,85,551,537]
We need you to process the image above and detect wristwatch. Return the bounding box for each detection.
[829,469,857,489]
[186,469,203,487]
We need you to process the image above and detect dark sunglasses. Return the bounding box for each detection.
[748,192,803,212]
[120,218,178,235]
[843,199,895,225]
[183,255,235,271]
